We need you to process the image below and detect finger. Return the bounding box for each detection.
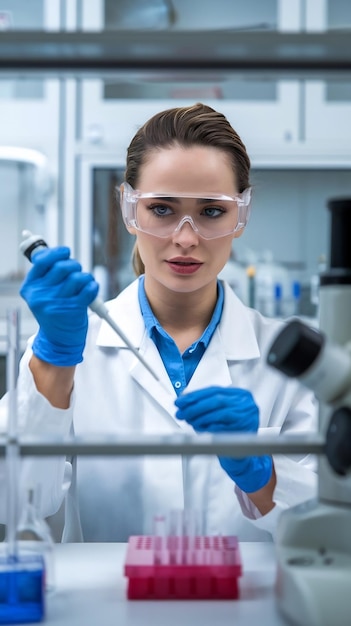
[70,277,99,306]
[55,271,94,298]
[28,247,71,278]
[79,280,99,306]
[176,394,238,421]
[42,259,83,287]
[176,389,256,420]
[176,386,222,408]
[176,386,252,409]
[176,407,245,431]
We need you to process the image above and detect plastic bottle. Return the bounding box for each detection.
[218,252,249,304]
[255,251,290,317]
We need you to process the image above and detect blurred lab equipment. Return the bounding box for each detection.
[16,486,55,593]
[289,280,301,316]
[254,250,290,317]
[310,254,327,316]
[124,509,242,600]
[218,250,249,304]
[246,265,256,308]
[19,231,160,381]
[0,147,52,210]
[266,197,351,626]
[0,309,45,623]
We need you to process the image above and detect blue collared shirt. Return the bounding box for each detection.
[138,275,224,395]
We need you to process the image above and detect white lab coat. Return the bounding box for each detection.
[0,279,317,543]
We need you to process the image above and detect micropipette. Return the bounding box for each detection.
[19,230,160,381]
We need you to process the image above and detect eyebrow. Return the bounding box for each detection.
[149,196,224,204]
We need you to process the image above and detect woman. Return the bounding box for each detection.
[2,103,317,542]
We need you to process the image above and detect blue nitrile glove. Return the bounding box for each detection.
[175,386,273,493]
[20,246,99,366]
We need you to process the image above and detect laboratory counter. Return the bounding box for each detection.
[42,542,287,626]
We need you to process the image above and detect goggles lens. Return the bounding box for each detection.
[121,183,251,239]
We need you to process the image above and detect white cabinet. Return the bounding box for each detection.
[303,0,351,161]
[77,0,303,163]
[305,81,351,161]
[79,84,302,163]
[0,0,60,151]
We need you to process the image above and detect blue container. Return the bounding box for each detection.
[0,554,45,623]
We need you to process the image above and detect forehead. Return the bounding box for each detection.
[138,145,238,195]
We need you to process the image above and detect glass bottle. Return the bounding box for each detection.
[16,486,55,593]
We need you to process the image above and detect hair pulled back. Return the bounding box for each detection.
[124,103,251,276]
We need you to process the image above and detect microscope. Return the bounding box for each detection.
[267,198,351,626]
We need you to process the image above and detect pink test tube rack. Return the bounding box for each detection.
[124,535,242,600]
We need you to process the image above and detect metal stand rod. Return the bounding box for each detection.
[0,432,324,457]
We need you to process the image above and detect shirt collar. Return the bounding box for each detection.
[96,277,260,361]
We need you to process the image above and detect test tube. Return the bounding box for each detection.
[182,508,200,565]
[169,509,184,565]
[153,515,167,565]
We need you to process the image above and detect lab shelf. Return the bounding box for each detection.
[0,31,351,78]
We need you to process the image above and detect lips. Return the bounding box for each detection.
[166,258,203,274]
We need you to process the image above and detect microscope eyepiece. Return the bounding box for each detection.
[267,319,324,378]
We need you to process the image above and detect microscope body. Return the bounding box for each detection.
[268,199,351,626]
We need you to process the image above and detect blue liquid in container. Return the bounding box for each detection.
[0,554,45,623]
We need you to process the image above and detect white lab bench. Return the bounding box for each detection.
[44,542,287,626]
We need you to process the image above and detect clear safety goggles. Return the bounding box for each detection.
[120,182,252,240]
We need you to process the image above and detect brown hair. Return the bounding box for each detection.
[124,103,251,276]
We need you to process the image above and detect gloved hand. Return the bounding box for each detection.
[175,386,273,493]
[20,247,99,366]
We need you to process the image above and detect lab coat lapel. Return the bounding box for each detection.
[129,339,181,426]
[186,281,261,391]
[96,279,180,426]
[186,330,233,391]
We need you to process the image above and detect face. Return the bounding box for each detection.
[127,145,244,296]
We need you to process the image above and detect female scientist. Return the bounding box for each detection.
[1,103,317,542]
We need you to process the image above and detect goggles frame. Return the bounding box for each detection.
[120,182,252,239]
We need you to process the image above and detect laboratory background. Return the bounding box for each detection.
[0,2,351,625]
[1,0,351,398]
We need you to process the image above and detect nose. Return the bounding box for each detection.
[172,216,200,246]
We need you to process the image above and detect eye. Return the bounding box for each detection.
[148,203,174,217]
[202,206,225,218]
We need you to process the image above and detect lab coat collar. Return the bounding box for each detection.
[96,279,146,348]
[96,278,261,361]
